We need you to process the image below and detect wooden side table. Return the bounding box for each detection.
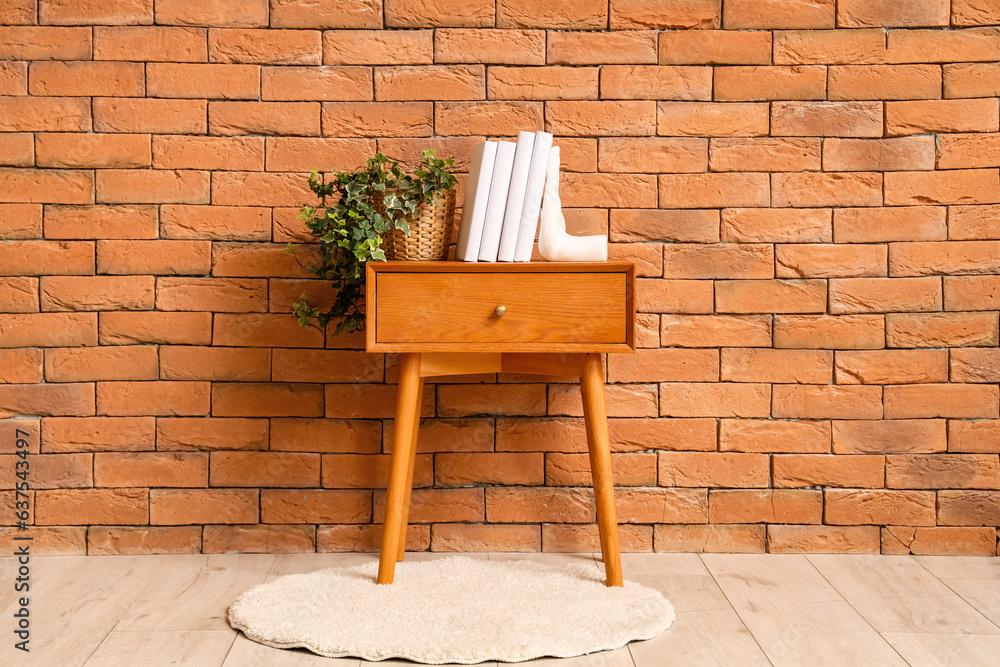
[366,261,636,587]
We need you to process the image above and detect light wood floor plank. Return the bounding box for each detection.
[807,554,953,599]
[701,554,843,604]
[84,630,234,667]
[266,553,374,581]
[882,632,1000,666]
[524,647,634,666]
[629,608,771,667]
[939,579,1000,628]
[224,635,361,666]
[114,554,275,633]
[915,556,1000,581]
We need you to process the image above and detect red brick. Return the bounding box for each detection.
[710,489,822,523]
[212,382,323,418]
[636,278,713,313]
[825,489,935,526]
[833,419,946,454]
[0,277,39,315]
[152,137,264,171]
[0,168,93,204]
[432,452,541,486]
[0,133,32,167]
[94,26,207,62]
[722,348,832,384]
[836,349,947,385]
[773,385,883,419]
[828,64,941,101]
[42,416,153,453]
[432,524,540,552]
[888,312,998,347]
[939,134,1000,170]
[720,419,831,453]
[151,489,258,525]
[263,66,371,102]
[825,136,935,172]
[659,452,768,488]
[36,488,147,525]
[203,525,315,553]
[160,346,270,382]
[0,241,94,276]
[660,173,769,208]
[161,205,270,240]
[776,243,887,279]
[945,63,1000,98]
[953,348,1000,383]
[97,381,209,417]
[436,28,543,65]
[0,64,27,97]
[157,417,269,451]
[29,61,144,97]
[210,241,311,278]
[888,28,1000,64]
[214,313,323,347]
[555,173,654,209]
[272,349,380,383]
[36,134,149,171]
[386,417,493,453]
[487,66,596,101]
[716,65,826,101]
[97,240,210,275]
[885,384,999,419]
[724,0,834,29]
[716,279,827,314]
[945,276,1000,311]
[938,490,1000,526]
[45,346,156,382]
[376,487,483,523]
[548,383,658,418]
[546,101,655,137]
[883,525,997,556]
[616,487,708,523]
[548,30,656,66]
[317,524,429,552]
[209,101,320,136]
[829,277,942,314]
[0,26,91,60]
[0,97,90,131]
[323,29,432,65]
[544,452,655,486]
[40,276,153,312]
[94,452,206,487]
[496,416,717,453]
[838,0,948,27]
[0,348,42,382]
[271,0,381,28]
[497,0,605,28]
[375,65,483,101]
[39,0,152,24]
[662,243,771,279]
[601,65,711,101]
[887,454,1000,489]
[271,418,380,455]
[155,0,267,27]
[834,206,946,243]
[711,137,821,172]
[98,312,212,346]
[147,63,259,99]
[544,523,652,552]
[599,137,706,174]
[767,525,879,553]
[771,100,883,137]
[211,172,319,207]
[659,29,771,65]
[657,101,768,137]
[209,28,321,65]
[2,312,93,349]
[1,451,92,488]
[655,524,764,553]
[886,99,1000,136]
[891,170,1000,207]
[323,101,434,137]
[773,28,886,65]
[95,170,209,206]
[891,240,1000,277]
[319,453,430,488]
[612,0,720,28]
[659,383,770,418]
[0,0,35,24]
[774,454,884,488]
[953,0,1000,25]
[437,383,545,418]
[721,208,829,244]
[211,451,318,487]
[611,209,719,243]
[88,526,201,555]
[951,420,1000,454]
[773,172,882,208]
[389,0,493,27]
[660,314,769,347]
[93,98,206,134]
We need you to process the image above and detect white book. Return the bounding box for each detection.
[454,141,497,262]
[513,131,554,262]
[496,131,535,262]
[477,140,516,262]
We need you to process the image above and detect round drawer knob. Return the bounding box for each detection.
[494,305,506,317]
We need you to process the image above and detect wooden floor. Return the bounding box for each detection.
[2,552,999,666]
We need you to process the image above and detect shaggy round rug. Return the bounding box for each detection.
[228,556,674,664]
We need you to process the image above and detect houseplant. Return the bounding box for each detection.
[286,150,457,335]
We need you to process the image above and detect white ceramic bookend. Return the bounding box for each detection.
[537,146,608,262]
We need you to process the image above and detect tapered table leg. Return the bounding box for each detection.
[397,377,424,561]
[580,352,624,587]
[377,352,422,584]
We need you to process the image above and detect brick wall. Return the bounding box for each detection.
[2,0,1000,557]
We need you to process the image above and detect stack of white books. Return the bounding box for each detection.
[455,130,554,263]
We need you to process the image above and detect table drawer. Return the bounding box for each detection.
[368,265,634,352]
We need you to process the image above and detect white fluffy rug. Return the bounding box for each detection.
[228,556,674,664]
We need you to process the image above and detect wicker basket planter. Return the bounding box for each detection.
[382,188,456,261]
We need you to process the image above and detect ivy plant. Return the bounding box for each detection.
[286,150,457,336]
